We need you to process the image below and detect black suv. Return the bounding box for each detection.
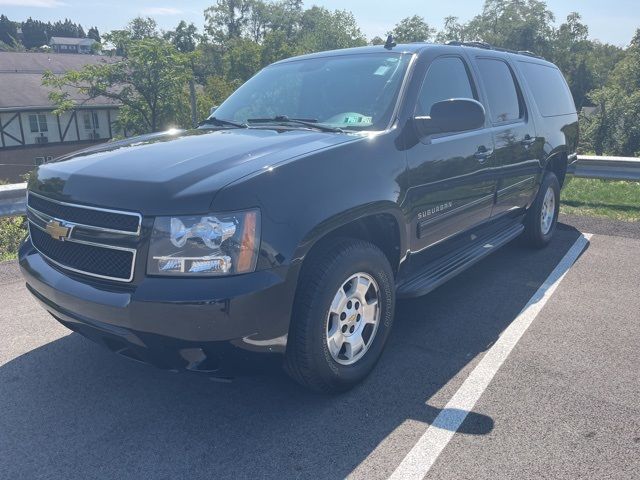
[20,42,578,392]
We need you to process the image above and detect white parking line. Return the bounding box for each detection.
[389,233,593,480]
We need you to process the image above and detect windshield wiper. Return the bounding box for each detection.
[199,117,248,129]
[247,115,344,133]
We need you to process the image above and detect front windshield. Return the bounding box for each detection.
[212,52,412,131]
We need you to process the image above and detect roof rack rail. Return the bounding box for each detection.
[444,40,545,60]
[445,40,491,49]
[517,50,544,59]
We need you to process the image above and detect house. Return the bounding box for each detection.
[0,52,119,182]
[49,36,97,54]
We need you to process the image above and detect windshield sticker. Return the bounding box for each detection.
[342,115,373,125]
[374,65,391,76]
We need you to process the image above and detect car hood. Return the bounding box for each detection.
[29,128,360,215]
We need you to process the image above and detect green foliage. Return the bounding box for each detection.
[204,0,256,43]
[297,7,366,52]
[0,216,26,262]
[204,76,242,107]
[165,21,199,53]
[223,37,263,82]
[21,18,49,50]
[466,0,556,56]
[11,0,638,158]
[388,15,435,43]
[580,30,640,156]
[0,14,18,48]
[44,36,190,134]
[87,27,101,43]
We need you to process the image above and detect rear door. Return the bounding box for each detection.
[472,56,541,216]
[405,55,496,251]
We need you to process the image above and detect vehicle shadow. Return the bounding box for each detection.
[0,226,585,480]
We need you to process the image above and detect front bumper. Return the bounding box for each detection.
[19,241,299,376]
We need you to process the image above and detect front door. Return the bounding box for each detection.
[405,55,496,252]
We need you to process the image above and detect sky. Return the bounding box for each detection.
[0,0,638,47]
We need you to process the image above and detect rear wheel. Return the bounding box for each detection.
[522,171,560,248]
[285,238,395,393]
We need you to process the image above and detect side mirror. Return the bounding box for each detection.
[210,105,218,115]
[414,98,485,138]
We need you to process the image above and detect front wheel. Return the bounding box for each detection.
[522,171,560,248]
[285,238,395,393]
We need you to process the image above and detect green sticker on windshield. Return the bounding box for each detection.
[343,115,373,125]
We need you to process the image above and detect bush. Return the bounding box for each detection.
[0,216,27,261]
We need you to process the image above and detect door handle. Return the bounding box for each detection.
[521,135,536,146]
[474,146,493,162]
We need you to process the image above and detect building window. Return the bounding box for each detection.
[34,157,45,166]
[29,114,48,133]
[83,111,100,130]
[46,156,53,162]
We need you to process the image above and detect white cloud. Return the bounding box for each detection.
[140,7,182,16]
[0,0,68,6]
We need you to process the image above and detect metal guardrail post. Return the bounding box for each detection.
[0,183,27,218]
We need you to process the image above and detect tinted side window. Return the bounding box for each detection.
[476,58,522,123]
[416,57,475,116]
[519,61,576,117]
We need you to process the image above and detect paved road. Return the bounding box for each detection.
[0,220,638,479]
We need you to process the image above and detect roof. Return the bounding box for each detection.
[0,52,119,110]
[50,37,97,47]
[275,42,553,67]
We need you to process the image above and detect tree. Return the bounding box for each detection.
[264,0,303,42]
[165,21,199,53]
[223,37,262,81]
[165,21,201,127]
[87,27,101,42]
[0,15,18,48]
[261,29,299,65]
[128,17,159,40]
[435,16,468,43]
[387,15,435,43]
[580,30,640,156]
[50,18,85,38]
[204,75,242,107]
[21,18,49,50]
[204,0,255,43]
[465,0,555,56]
[44,37,190,134]
[298,7,366,52]
[550,13,593,109]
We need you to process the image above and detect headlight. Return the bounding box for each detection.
[147,209,260,276]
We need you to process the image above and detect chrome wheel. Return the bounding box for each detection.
[540,186,556,235]
[325,272,381,365]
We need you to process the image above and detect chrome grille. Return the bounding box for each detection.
[27,192,140,282]
[28,191,141,234]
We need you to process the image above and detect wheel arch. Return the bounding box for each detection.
[543,149,568,187]
[292,203,407,277]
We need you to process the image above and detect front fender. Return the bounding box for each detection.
[211,132,408,273]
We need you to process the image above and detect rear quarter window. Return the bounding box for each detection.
[518,61,576,117]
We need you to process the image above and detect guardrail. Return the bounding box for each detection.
[0,182,27,218]
[571,155,640,181]
[0,156,638,219]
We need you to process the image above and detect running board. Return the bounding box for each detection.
[396,223,524,298]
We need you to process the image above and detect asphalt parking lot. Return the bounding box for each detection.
[1,216,639,480]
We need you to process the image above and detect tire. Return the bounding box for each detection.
[285,238,395,393]
[522,171,560,248]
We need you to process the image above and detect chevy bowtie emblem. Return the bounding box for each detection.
[45,220,72,241]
